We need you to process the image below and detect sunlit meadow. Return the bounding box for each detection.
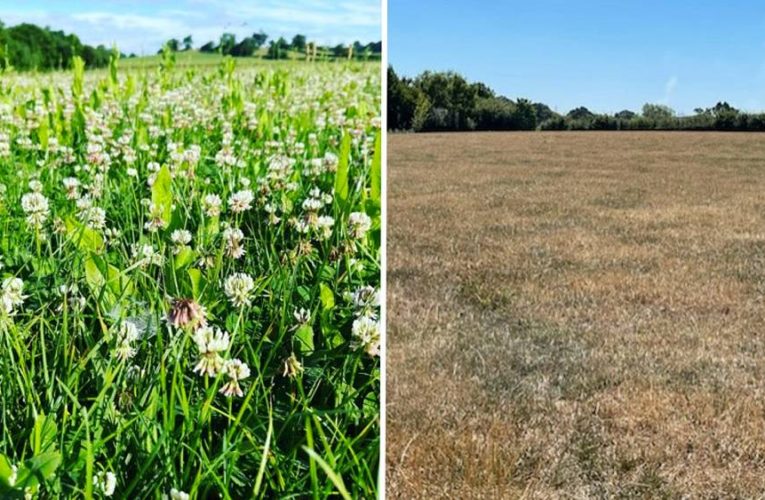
[0,49,381,498]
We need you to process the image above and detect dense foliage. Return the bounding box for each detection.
[0,18,382,72]
[193,32,381,61]
[0,21,116,71]
[0,52,381,498]
[389,66,765,132]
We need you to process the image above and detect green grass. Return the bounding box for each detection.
[119,50,379,70]
[0,53,380,498]
[120,50,299,69]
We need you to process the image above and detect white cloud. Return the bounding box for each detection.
[662,75,678,105]
[71,12,189,33]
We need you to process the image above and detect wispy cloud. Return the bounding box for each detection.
[661,75,678,105]
[71,12,189,32]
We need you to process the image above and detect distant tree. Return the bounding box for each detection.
[414,71,476,130]
[332,44,346,58]
[615,110,636,120]
[474,96,515,130]
[539,116,567,130]
[567,107,595,120]
[252,31,268,48]
[291,34,306,52]
[711,101,738,115]
[166,38,180,52]
[590,114,618,130]
[219,33,236,55]
[711,101,739,129]
[199,41,216,53]
[266,37,289,59]
[641,103,675,120]
[533,102,557,123]
[387,66,419,130]
[411,92,431,132]
[386,68,765,133]
[352,40,365,58]
[471,82,495,98]
[182,35,193,51]
[365,41,382,54]
[514,98,537,130]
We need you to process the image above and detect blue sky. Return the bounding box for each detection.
[0,0,380,56]
[389,0,765,115]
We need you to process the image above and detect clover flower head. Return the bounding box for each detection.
[228,189,254,214]
[351,316,380,357]
[219,358,250,397]
[224,272,255,307]
[192,326,230,376]
[348,212,372,239]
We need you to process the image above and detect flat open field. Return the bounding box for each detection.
[387,132,765,498]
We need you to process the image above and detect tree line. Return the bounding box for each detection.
[0,18,383,72]
[0,21,117,71]
[389,66,765,132]
[166,33,382,61]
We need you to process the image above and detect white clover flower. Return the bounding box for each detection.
[192,326,230,376]
[219,358,250,397]
[114,321,140,361]
[126,167,138,177]
[282,352,303,378]
[76,195,92,212]
[170,229,192,254]
[323,151,339,171]
[169,488,189,500]
[293,307,311,325]
[293,219,310,234]
[20,191,49,228]
[171,230,192,245]
[58,283,86,312]
[302,197,323,212]
[144,202,168,232]
[85,207,107,230]
[307,158,324,176]
[223,227,245,259]
[264,203,281,225]
[28,179,43,192]
[351,285,380,318]
[132,244,164,268]
[1,277,25,316]
[202,193,222,217]
[315,215,334,240]
[351,316,380,357]
[224,273,255,307]
[348,212,372,239]
[228,189,254,214]
[63,177,81,199]
[93,470,116,497]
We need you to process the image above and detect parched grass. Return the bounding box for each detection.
[0,55,380,498]
[388,131,765,498]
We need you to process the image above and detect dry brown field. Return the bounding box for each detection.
[387,131,765,498]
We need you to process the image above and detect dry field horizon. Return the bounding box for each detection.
[387,131,765,498]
